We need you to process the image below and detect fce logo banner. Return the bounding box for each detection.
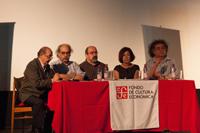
[109,80,159,130]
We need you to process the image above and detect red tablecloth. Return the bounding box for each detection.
[48,80,200,133]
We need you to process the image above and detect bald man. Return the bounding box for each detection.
[80,46,107,80]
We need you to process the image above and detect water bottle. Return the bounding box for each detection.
[138,70,142,80]
[97,65,102,81]
[104,64,108,80]
[179,70,183,80]
[171,64,176,79]
[143,64,148,80]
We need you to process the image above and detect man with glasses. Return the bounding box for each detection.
[50,43,84,81]
[80,45,107,80]
[19,47,60,133]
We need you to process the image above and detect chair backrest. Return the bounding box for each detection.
[12,77,24,105]
[14,77,23,91]
[11,77,32,133]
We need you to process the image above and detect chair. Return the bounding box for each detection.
[11,77,32,133]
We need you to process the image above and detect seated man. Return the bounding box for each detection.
[19,47,60,133]
[50,43,84,81]
[80,45,107,80]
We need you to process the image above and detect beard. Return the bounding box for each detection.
[91,56,98,63]
[62,58,69,64]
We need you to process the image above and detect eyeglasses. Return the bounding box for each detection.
[44,54,53,59]
[60,51,71,55]
[88,51,98,55]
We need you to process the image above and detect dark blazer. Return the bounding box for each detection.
[19,58,54,102]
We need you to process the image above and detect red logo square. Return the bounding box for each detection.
[116,86,128,99]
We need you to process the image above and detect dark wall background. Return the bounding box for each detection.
[0,22,14,129]
[0,22,14,91]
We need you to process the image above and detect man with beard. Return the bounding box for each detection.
[80,46,107,80]
[51,43,84,81]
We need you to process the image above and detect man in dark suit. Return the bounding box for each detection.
[19,47,60,133]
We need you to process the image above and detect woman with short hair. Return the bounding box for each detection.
[114,47,140,80]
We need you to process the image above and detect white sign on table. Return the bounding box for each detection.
[109,80,159,130]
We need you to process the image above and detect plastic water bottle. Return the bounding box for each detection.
[104,64,108,80]
[143,64,148,80]
[179,70,183,80]
[97,65,102,81]
[171,64,176,79]
[138,70,142,80]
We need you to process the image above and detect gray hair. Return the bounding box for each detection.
[56,43,73,55]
